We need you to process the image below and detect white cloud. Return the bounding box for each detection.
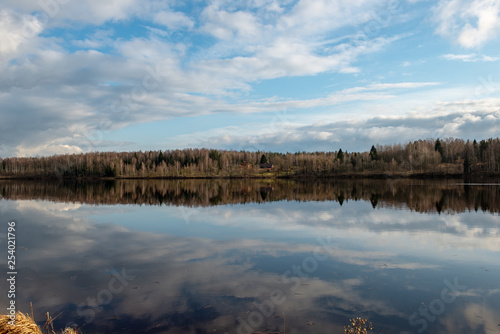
[433,0,500,48]
[442,53,500,62]
[71,29,115,49]
[0,0,409,157]
[194,0,402,82]
[194,35,400,85]
[45,0,144,25]
[201,5,263,40]
[278,0,379,37]
[16,144,83,157]
[0,9,44,62]
[177,99,500,153]
[344,81,440,93]
[154,10,194,30]
[1,0,178,27]
[1,0,498,157]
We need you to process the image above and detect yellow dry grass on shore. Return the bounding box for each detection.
[0,311,42,334]
[0,311,79,334]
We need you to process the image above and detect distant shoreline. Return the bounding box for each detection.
[1,138,499,180]
[1,171,499,181]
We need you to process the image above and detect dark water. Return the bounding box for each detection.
[0,179,499,334]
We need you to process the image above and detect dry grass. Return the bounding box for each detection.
[0,311,80,334]
[0,311,42,334]
[343,317,373,334]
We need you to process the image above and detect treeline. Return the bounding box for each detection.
[1,138,500,178]
[1,179,499,214]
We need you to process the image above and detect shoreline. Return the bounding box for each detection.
[1,171,499,181]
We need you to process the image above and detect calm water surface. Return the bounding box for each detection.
[0,179,499,334]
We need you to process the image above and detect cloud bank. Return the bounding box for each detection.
[0,0,499,156]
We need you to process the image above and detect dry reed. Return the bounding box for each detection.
[0,311,42,334]
[343,317,373,334]
[0,311,80,334]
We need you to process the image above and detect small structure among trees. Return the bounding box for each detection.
[259,154,273,169]
[241,161,252,170]
[259,163,273,169]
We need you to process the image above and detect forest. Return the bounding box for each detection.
[0,137,499,179]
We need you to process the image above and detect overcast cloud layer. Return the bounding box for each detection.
[1,0,500,157]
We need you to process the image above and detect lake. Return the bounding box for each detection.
[0,179,499,333]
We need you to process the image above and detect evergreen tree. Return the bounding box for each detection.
[369,145,379,161]
[479,140,488,160]
[464,150,471,174]
[473,139,479,159]
[435,138,444,161]
[260,154,268,164]
[337,149,344,162]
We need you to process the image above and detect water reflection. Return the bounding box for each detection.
[1,178,500,214]
[0,180,498,333]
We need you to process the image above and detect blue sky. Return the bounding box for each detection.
[1,0,499,157]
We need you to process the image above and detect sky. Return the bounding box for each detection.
[0,0,499,157]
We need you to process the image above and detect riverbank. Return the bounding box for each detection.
[1,170,499,181]
[1,139,499,180]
